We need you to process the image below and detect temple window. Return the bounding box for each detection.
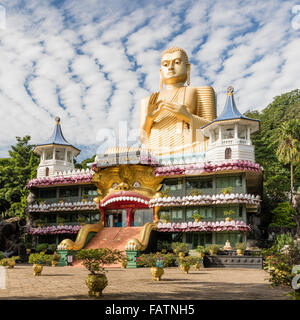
[39,188,56,199]
[216,175,242,188]
[55,148,65,161]
[212,128,219,143]
[222,127,234,139]
[186,178,213,190]
[59,187,79,198]
[45,167,49,176]
[216,232,243,247]
[238,125,247,139]
[45,149,53,160]
[171,208,183,221]
[162,178,183,197]
[134,208,153,226]
[67,151,72,162]
[186,207,213,220]
[225,147,232,159]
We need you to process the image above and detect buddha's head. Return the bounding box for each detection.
[160,47,190,89]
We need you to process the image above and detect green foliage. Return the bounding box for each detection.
[223,209,235,217]
[0,251,4,260]
[189,189,202,196]
[0,136,39,218]
[262,233,300,287]
[235,242,247,250]
[160,187,171,197]
[136,252,174,268]
[28,253,49,265]
[195,245,206,254]
[76,248,124,274]
[0,257,19,267]
[160,213,170,221]
[48,244,57,253]
[269,202,297,228]
[171,242,189,254]
[35,243,48,253]
[207,244,221,253]
[57,217,65,224]
[156,240,171,252]
[52,252,60,262]
[192,213,203,220]
[177,255,199,268]
[245,89,300,229]
[221,187,233,195]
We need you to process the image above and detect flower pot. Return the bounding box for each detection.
[180,264,190,274]
[33,264,43,276]
[86,274,108,297]
[194,263,201,271]
[8,261,15,269]
[198,253,205,259]
[209,250,217,256]
[150,267,164,281]
[121,261,127,269]
[80,222,86,226]
[52,260,58,267]
[178,252,185,259]
[26,249,31,254]
[164,220,170,223]
[225,217,232,222]
[236,249,244,256]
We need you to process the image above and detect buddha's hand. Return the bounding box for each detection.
[146,92,163,120]
[162,102,192,122]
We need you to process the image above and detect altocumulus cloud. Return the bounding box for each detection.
[0,0,299,160]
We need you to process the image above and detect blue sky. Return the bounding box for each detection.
[0,0,299,161]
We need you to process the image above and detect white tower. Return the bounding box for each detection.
[34,117,80,178]
[201,87,260,163]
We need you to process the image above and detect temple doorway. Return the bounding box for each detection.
[105,209,127,227]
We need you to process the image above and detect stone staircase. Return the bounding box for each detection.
[72,227,142,268]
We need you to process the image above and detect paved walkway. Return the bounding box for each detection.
[0,264,292,300]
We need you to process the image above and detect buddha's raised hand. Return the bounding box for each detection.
[146,92,163,120]
[161,101,192,123]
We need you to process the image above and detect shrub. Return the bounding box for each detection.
[161,253,175,267]
[160,213,171,221]
[221,187,233,195]
[171,242,189,254]
[157,240,171,252]
[207,244,221,253]
[269,202,297,228]
[0,251,4,260]
[35,243,48,253]
[29,253,46,265]
[223,209,235,217]
[177,255,199,268]
[160,187,170,197]
[136,253,157,268]
[189,189,202,196]
[235,242,247,250]
[48,244,57,253]
[195,246,206,254]
[192,213,203,220]
[76,248,124,275]
[52,252,60,262]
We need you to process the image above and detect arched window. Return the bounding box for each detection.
[45,167,50,176]
[225,148,232,159]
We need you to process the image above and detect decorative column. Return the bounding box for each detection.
[247,127,251,145]
[218,126,222,144]
[234,123,238,141]
[126,208,134,227]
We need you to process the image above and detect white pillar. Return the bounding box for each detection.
[64,148,68,164]
[52,147,56,160]
[218,126,222,144]
[234,123,238,140]
[247,127,251,144]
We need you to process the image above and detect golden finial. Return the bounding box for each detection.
[227,86,234,96]
[55,116,60,125]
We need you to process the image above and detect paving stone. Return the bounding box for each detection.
[0,264,291,300]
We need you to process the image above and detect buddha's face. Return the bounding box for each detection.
[160,51,189,85]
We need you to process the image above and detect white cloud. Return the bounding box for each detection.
[0,0,299,161]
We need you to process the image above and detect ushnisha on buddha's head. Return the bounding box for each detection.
[160,47,190,89]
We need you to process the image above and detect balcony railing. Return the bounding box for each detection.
[211,138,251,146]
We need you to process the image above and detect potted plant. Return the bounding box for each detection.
[57,217,65,226]
[171,242,189,258]
[136,253,165,281]
[35,243,48,253]
[48,243,57,253]
[223,209,235,222]
[121,256,127,268]
[235,242,247,256]
[157,240,171,253]
[0,256,20,269]
[160,187,171,198]
[207,244,220,256]
[25,242,32,254]
[51,252,61,267]
[195,245,206,259]
[177,255,198,274]
[82,194,89,202]
[192,213,203,223]
[29,253,47,275]
[76,248,123,297]
[77,215,86,225]
[35,218,44,227]
[221,187,233,195]
[160,213,171,223]
[189,189,202,196]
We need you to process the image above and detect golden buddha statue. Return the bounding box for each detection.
[139,47,216,155]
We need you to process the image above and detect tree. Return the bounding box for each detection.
[0,136,39,218]
[276,119,300,200]
[269,202,297,228]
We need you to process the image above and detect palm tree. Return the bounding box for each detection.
[276,119,300,202]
